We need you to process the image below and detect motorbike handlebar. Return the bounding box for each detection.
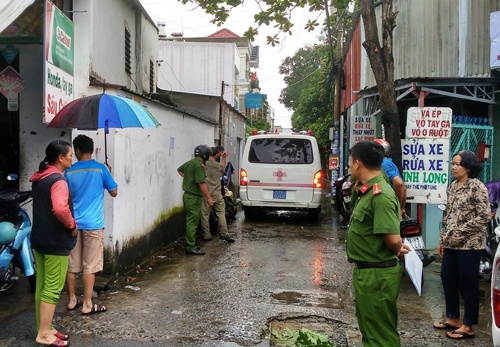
[0,189,32,206]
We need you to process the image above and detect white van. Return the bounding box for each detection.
[239,131,323,220]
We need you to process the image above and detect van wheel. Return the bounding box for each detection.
[244,207,255,219]
[308,210,320,222]
[308,208,321,222]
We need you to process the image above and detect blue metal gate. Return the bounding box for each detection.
[450,124,494,183]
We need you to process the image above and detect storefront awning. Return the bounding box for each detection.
[0,0,44,44]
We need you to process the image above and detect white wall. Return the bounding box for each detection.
[75,94,216,253]
[157,41,237,106]
[73,0,158,94]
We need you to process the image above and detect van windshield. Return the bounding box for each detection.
[248,138,314,164]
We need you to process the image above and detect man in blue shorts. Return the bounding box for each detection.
[65,135,118,314]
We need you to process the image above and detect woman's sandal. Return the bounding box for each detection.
[433,321,460,330]
[54,331,69,340]
[446,330,475,340]
[37,337,69,346]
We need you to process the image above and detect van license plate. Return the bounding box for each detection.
[273,190,286,199]
[405,236,425,250]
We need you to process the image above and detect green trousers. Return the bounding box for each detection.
[183,193,202,251]
[34,250,69,329]
[353,265,402,347]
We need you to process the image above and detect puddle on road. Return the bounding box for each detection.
[271,289,343,309]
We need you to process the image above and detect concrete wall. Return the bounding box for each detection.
[157,41,238,106]
[73,0,158,94]
[165,91,246,188]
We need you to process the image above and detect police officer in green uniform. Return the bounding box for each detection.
[177,145,214,255]
[346,141,409,347]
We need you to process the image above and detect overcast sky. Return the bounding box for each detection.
[139,0,325,128]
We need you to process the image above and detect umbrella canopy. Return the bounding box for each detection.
[48,93,160,132]
[48,93,160,163]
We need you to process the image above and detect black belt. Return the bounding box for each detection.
[355,260,399,269]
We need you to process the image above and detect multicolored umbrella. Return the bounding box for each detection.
[48,93,160,162]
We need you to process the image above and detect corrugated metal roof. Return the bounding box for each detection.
[362,0,500,89]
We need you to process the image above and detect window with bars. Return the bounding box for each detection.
[125,28,131,74]
[149,59,155,93]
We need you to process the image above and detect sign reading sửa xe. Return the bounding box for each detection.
[402,107,451,205]
[43,0,74,124]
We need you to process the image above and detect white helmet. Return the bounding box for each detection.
[374,139,390,157]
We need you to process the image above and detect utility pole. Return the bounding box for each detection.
[219,80,228,146]
[324,1,344,200]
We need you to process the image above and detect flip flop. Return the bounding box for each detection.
[54,331,69,340]
[37,337,69,346]
[82,302,107,315]
[67,299,83,311]
[432,321,460,330]
[446,330,475,339]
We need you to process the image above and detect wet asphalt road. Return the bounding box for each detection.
[0,203,495,346]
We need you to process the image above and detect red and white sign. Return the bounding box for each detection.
[349,115,376,147]
[406,107,452,139]
[273,168,287,182]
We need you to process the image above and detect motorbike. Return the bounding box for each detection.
[438,202,499,281]
[221,175,239,222]
[400,217,435,267]
[479,202,499,281]
[334,174,351,229]
[0,174,36,292]
[221,161,239,222]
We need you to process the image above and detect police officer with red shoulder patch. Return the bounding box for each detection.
[346,140,410,347]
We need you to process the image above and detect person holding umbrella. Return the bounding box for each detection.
[30,140,77,347]
[177,145,214,255]
[65,135,118,315]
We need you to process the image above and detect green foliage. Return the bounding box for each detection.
[272,327,334,347]
[180,0,355,45]
[282,44,333,155]
[246,116,270,138]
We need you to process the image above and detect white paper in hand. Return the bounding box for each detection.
[403,239,424,296]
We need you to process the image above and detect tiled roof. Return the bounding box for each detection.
[207,28,240,38]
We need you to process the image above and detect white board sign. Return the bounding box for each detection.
[402,138,450,204]
[406,107,452,139]
[349,115,376,148]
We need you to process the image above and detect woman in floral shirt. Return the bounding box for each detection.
[433,150,490,340]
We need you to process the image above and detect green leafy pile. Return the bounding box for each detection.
[272,327,334,347]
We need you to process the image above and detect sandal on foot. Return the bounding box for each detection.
[54,331,69,340]
[433,321,460,330]
[446,330,475,339]
[67,299,83,311]
[37,337,69,346]
[82,302,107,315]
